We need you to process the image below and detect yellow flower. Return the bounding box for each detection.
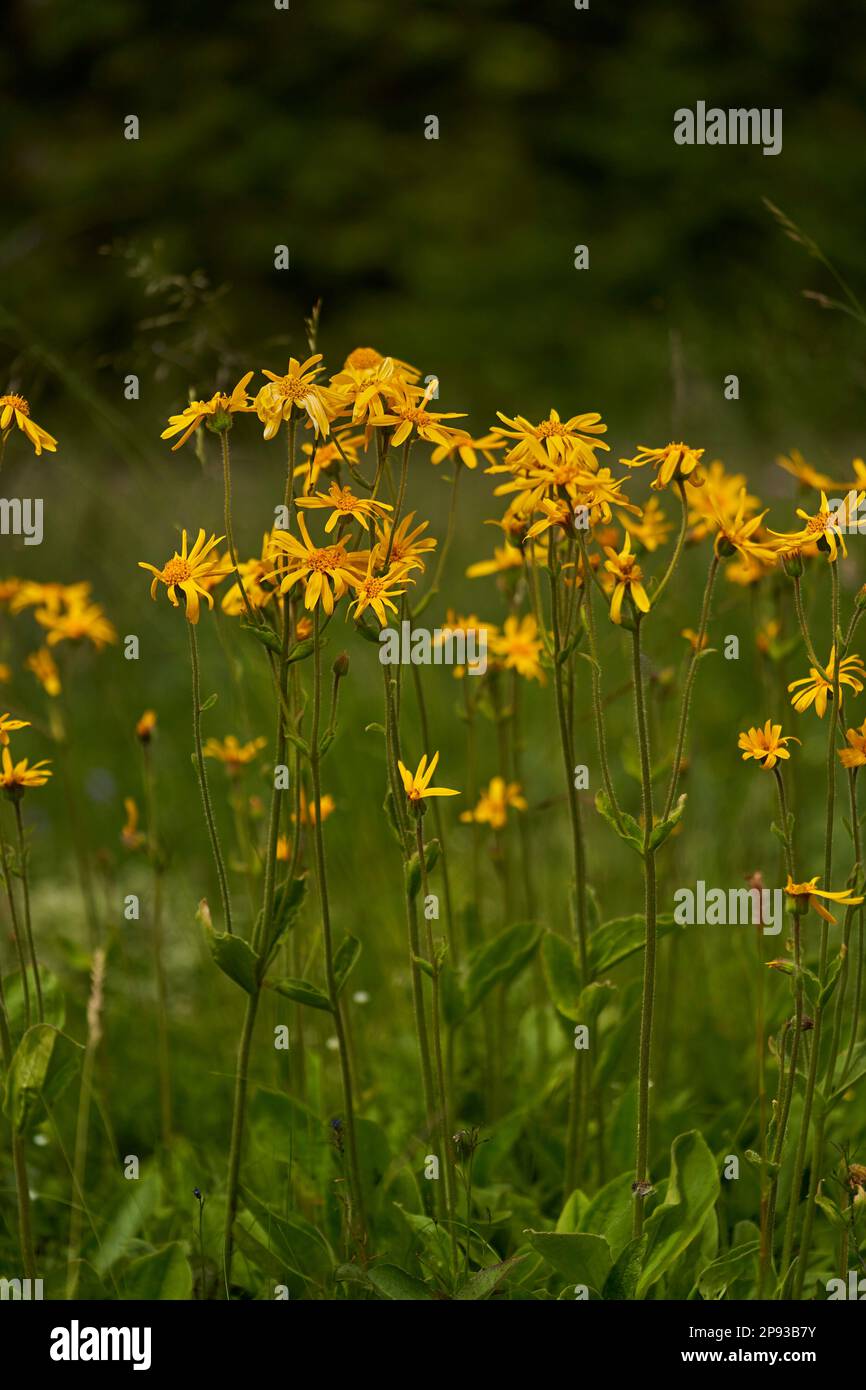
[784,875,864,925]
[788,647,866,717]
[26,647,61,697]
[295,615,313,640]
[368,383,469,450]
[621,497,673,552]
[725,552,773,587]
[373,512,437,574]
[0,393,57,456]
[349,554,413,627]
[490,613,545,683]
[397,751,459,802]
[36,599,117,651]
[839,720,866,769]
[756,619,781,655]
[160,373,254,451]
[603,531,651,624]
[711,489,777,565]
[737,719,799,770]
[621,441,705,492]
[121,797,146,850]
[492,410,608,468]
[296,431,365,494]
[775,449,839,492]
[221,532,278,616]
[0,713,29,746]
[296,482,392,534]
[436,611,499,679]
[0,665,11,684]
[466,543,524,579]
[688,461,759,541]
[256,354,344,439]
[769,491,863,563]
[681,628,708,652]
[203,734,267,770]
[139,529,226,624]
[329,354,406,425]
[269,515,359,615]
[0,746,52,790]
[292,787,335,827]
[10,580,91,615]
[460,777,527,829]
[136,710,157,742]
[430,433,505,471]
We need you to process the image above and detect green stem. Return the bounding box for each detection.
[631,618,658,1239]
[13,799,43,1022]
[661,553,719,821]
[222,989,260,1294]
[188,621,233,935]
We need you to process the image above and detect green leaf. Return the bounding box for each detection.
[4,1024,83,1134]
[200,905,260,993]
[637,1130,720,1296]
[541,931,581,1021]
[453,1255,524,1300]
[333,934,362,995]
[580,1171,635,1260]
[335,1262,433,1300]
[588,913,677,977]
[241,619,282,654]
[199,692,218,713]
[595,790,643,854]
[524,1230,611,1293]
[697,1241,759,1299]
[648,793,687,851]
[287,637,316,664]
[264,874,308,961]
[602,1236,646,1300]
[405,838,441,899]
[464,922,541,1014]
[270,977,332,1012]
[123,1242,192,1300]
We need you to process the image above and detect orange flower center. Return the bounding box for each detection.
[346,348,382,370]
[160,557,192,585]
[2,394,29,415]
[537,420,568,438]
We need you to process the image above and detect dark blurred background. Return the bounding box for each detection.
[3,0,866,452]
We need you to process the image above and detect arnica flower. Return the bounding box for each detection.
[0,747,52,791]
[775,449,839,493]
[373,512,437,574]
[397,751,460,802]
[492,410,609,468]
[36,599,117,651]
[296,431,364,494]
[139,530,226,625]
[328,354,404,425]
[770,490,863,562]
[26,647,61,697]
[349,554,413,627]
[620,442,705,492]
[203,735,267,771]
[0,713,30,746]
[784,875,864,925]
[466,542,524,579]
[160,373,255,451]
[121,797,146,850]
[136,709,157,743]
[368,383,469,451]
[0,393,58,455]
[435,611,498,679]
[603,531,651,624]
[710,489,777,565]
[788,646,866,717]
[430,433,505,471]
[621,497,673,552]
[291,787,335,827]
[490,613,546,683]
[296,482,392,533]
[737,720,799,770]
[839,720,866,769]
[460,777,527,829]
[269,516,359,615]
[221,532,277,616]
[687,462,759,542]
[10,579,91,615]
[256,354,344,439]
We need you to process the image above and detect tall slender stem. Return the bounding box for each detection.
[631,618,658,1238]
[13,800,42,1022]
[188,621,233,935]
